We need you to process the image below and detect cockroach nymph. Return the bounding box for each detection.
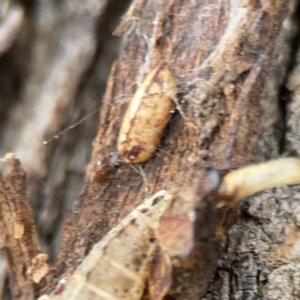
[118,64,177,164]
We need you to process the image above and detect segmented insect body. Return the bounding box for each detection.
[39,190,174,300]
[118,64,176,164]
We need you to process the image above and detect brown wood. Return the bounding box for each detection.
[0,158,46,300]
[52,0,298,298]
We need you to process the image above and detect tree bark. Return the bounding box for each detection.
[1,0,300,299]
[54,0,300,299]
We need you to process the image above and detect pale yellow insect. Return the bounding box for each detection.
[117,64,176,164]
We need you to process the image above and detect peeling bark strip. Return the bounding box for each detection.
[0,158,48,300]
[39,158,300,300]
[117,64,176,164]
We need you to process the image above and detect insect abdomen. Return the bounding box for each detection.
[118,64,176,164]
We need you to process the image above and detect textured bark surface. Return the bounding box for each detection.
[0,158,45,300]
[1,0,300,299]
[53,0,300,299]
